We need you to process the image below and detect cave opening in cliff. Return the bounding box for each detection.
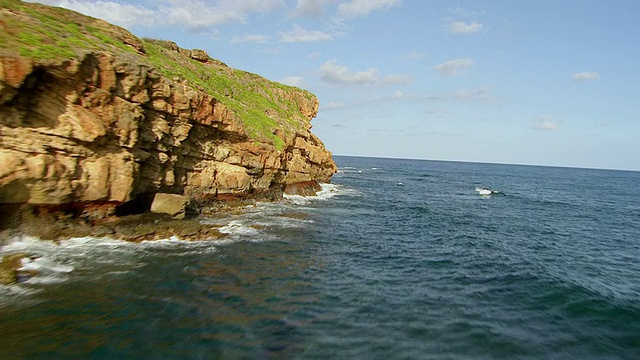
[115,193,155,216]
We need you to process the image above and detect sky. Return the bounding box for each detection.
[25,0,640,171]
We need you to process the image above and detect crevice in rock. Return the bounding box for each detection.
[1,67,64,128]
[115,192,155,216]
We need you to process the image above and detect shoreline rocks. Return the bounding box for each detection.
[0,253,29,285]
[1,207,227,243]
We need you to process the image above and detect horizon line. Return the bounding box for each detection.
[331,154,640,173]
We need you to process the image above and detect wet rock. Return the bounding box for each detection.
[0,253,29,285]
[284,180,322,196]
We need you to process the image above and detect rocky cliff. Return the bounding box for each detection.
[0,0,336,219]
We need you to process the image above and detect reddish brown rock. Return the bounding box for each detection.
[284,180,323,196]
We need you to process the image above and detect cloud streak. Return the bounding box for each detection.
[448,20,483,34]
[289,0,331,18]
[533,116,560,131]
[279,76,305,87]
[24,0,157,28]
[432,58,475,76]
[26,0,403,41]
[320,60,378,85]
[230,33,270,43]
[27,0,285,32]
[572,72,600,81]
[337,0,402,18]
[280,24,333,42]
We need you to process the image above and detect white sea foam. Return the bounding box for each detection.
[0,233,223,293]
[215,219,274,244]
[284,183,347,205]
[18,257,73,274]
[219,220,261,236]
[0,182,349,295]
[0,283,42,306]
[337,166,364,174]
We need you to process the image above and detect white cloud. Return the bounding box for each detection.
[447,7,485,18]
[230,33,270,43]
[160,0,277,31]
[432,58,475,76]
[450,87,492,100]
[27,0,285,32]
[280,24,333,42]
[572,72,600,81]
[383,74,412,84]
[24,0,158,28]
[448,20,483,34]
[279,76,305,87]
[227,0,285,12]
[533,116,560,131]
[290,0,332,18]
[419,86,493,102]
[320,60,378,85]
[337,0,402,18]
[308,51,322,58]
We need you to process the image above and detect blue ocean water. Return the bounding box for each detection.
[1,155,640,359]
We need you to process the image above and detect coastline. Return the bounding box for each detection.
[0,182,342,285]
[1,0,337,250]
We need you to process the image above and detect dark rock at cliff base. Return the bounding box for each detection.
[284,181,323,196]
[0,207,226,243]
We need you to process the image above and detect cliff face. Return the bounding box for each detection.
[0,1,336,215]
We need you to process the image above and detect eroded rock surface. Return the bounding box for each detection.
[0,1,336,223]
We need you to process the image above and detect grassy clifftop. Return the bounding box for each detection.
[0,0,317,149]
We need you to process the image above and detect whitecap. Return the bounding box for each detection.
[0,233,222,291]
[18,257,73,274]
[284,183,349,205]
[0,283,42,306]
[219,220,261,237]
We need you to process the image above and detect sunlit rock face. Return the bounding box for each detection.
[0,1,336,216]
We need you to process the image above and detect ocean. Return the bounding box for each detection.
[1,155,640,359]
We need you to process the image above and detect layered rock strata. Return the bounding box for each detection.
[0,1,336,222]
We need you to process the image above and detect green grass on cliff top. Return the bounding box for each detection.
[0,0,136,59]
[142,39,314,150]
[0,0,315,150]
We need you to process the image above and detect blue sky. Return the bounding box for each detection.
[28,0,640,170]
